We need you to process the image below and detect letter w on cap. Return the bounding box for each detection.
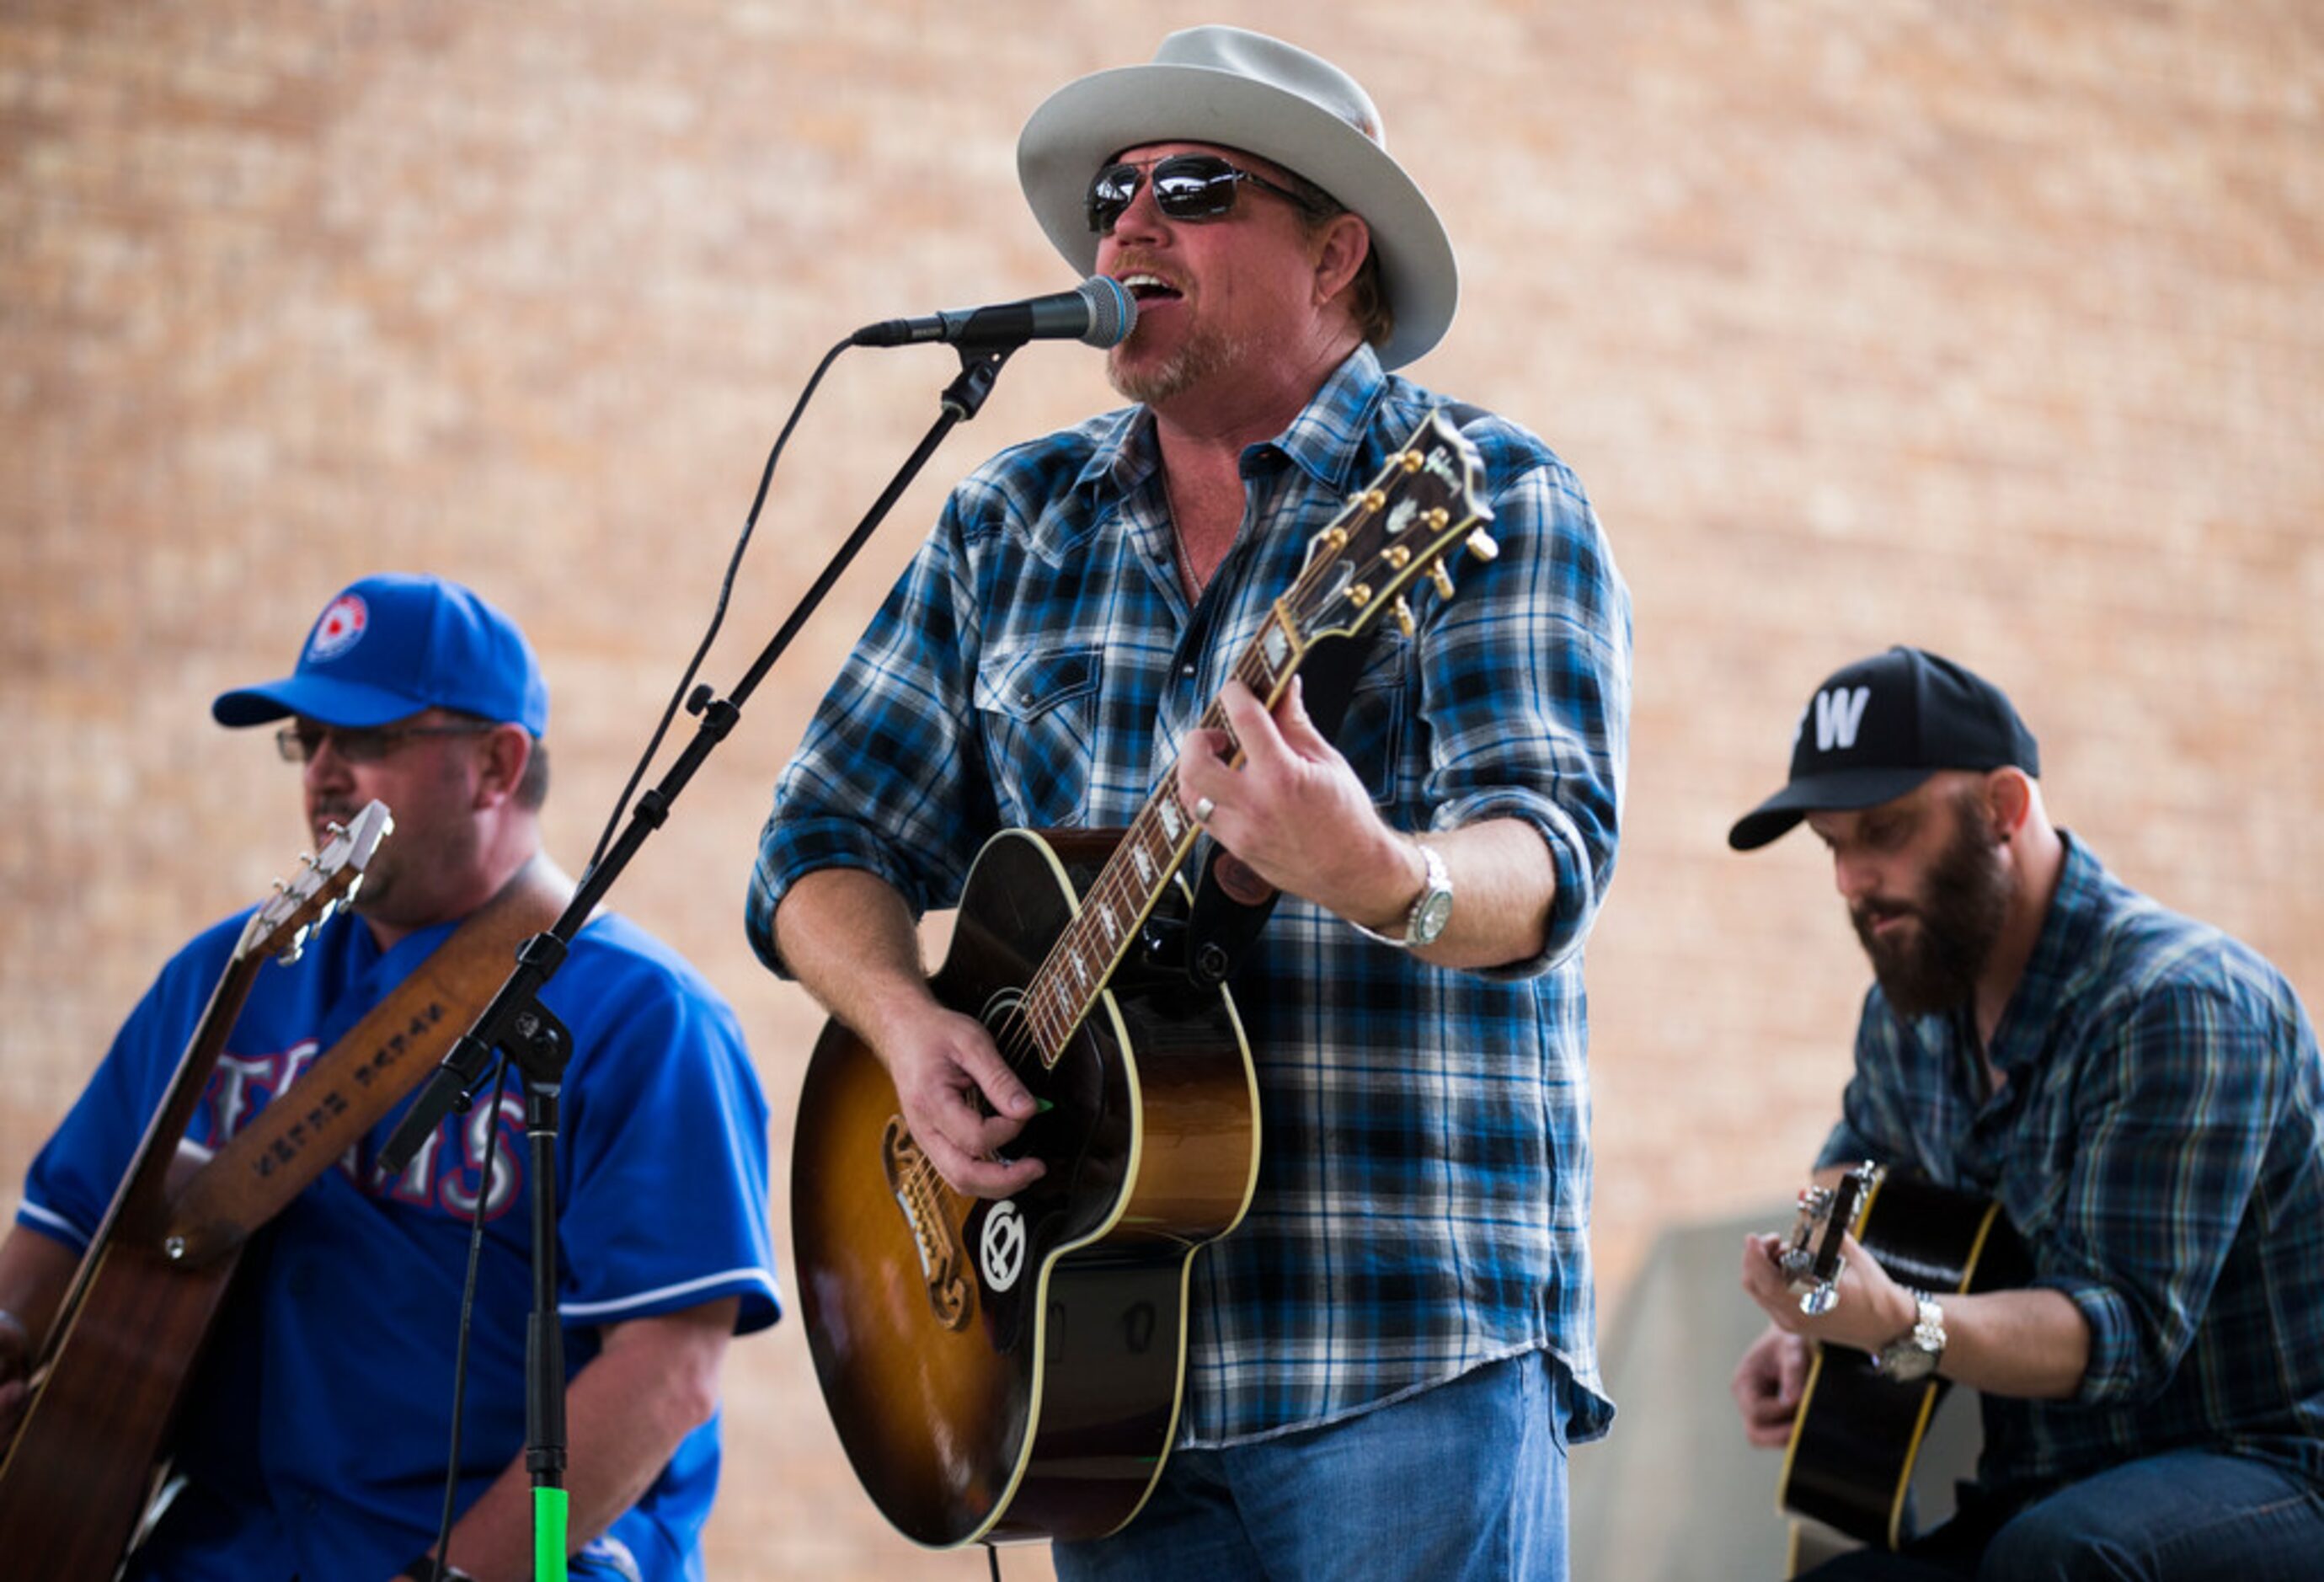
[1814,687,1871,752]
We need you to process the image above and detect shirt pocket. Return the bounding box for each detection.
[974,644,1102,829]
[1331,634,1414,808]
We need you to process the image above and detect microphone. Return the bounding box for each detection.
[852,275,1136,351]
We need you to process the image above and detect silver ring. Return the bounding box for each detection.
[1191,795,1215,824]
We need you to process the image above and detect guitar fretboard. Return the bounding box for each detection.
[1013,610,1300,1066]
[1004,407,1492,1068]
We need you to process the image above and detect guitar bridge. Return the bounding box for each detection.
[880,1117,972,1332]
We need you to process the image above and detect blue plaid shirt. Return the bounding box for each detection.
[750,346,1629,1446]
[1820,833,2324,1497]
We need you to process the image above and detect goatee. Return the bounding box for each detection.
[1852,789,2011,1020]
[1107,323,1248,409]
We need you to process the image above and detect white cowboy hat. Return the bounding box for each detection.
[1016,25,1458,370]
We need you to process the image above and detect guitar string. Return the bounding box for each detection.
[997,634,1282,1072]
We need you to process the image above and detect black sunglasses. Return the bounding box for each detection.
[1084,153,1330,235]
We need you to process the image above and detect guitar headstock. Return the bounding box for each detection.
[238,799,394,966]
[1779,1159,1882,1316]
[1280,406,1499,648]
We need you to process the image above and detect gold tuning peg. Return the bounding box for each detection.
[1429,561,1457,599]
[1466,528,1500,562]
[1392,597,1416,637]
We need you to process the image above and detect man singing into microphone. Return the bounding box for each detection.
[750,27,1629,1579]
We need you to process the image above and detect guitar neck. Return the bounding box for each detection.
[43,935,270,1364]
[1015,609,1307,1068]
[35,802,389,1366]
[1010,410,1494,1071]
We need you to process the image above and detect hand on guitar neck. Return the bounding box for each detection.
[1739,1171,2088,1414]
[1732,1224,1922,1451]
[1733,1162,1928,1454]
[1744,1224,1925,1360]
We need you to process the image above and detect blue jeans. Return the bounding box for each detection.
[1802,1447,2324,1582]
[1051,1349,1573,1581]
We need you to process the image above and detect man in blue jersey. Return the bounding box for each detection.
[1728,645,2324,1579]
[751,26,1628,1580]
[0,573,780,1582]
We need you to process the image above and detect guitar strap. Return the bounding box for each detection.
[1180,403,1489,987]
[157,857,573,1265]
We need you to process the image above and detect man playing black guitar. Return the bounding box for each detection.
[751,25,1631,1580]
[1726,646,2324,1580]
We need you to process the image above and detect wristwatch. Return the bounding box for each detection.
[1871,1289,1947,1382]
[1352,841,1454,949]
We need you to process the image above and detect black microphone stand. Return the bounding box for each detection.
[376,339,1020,1582]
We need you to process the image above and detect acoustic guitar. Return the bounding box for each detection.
[1777,1163,2031,1555]
[790,409,1500,1548]
[0,802,391,1574]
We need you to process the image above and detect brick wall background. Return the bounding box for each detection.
[3,2,2316,1576]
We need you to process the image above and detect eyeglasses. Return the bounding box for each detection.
[1084,153,1332,235]
[275,722,494,765]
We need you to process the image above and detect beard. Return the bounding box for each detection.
[1106,318,1252,409]
[1851,789,2012,1020]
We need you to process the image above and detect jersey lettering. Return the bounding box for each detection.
[438,1093,526,1219]
[199,1040,526,1221]
[201,1041,321,1145]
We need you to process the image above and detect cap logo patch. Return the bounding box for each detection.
[1813,686,1871,752]
[306,593,369,662]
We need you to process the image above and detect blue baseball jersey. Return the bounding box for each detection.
[18,901,780,1582]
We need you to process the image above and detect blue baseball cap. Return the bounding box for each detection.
[212,573,549,736]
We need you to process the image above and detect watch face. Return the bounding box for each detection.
[1882,1344,1937,1382]
[1411,890,1455,945]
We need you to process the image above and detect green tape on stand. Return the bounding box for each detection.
[534,1487,570,1581]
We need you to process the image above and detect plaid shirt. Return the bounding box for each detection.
[1821,833,2324,1497]
[750,346,1629,1446]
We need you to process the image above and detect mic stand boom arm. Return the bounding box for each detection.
[376,339,1019,1582]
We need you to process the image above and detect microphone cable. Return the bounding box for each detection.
[583,334,854,879]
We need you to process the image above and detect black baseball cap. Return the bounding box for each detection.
[1728,646,2038,852]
